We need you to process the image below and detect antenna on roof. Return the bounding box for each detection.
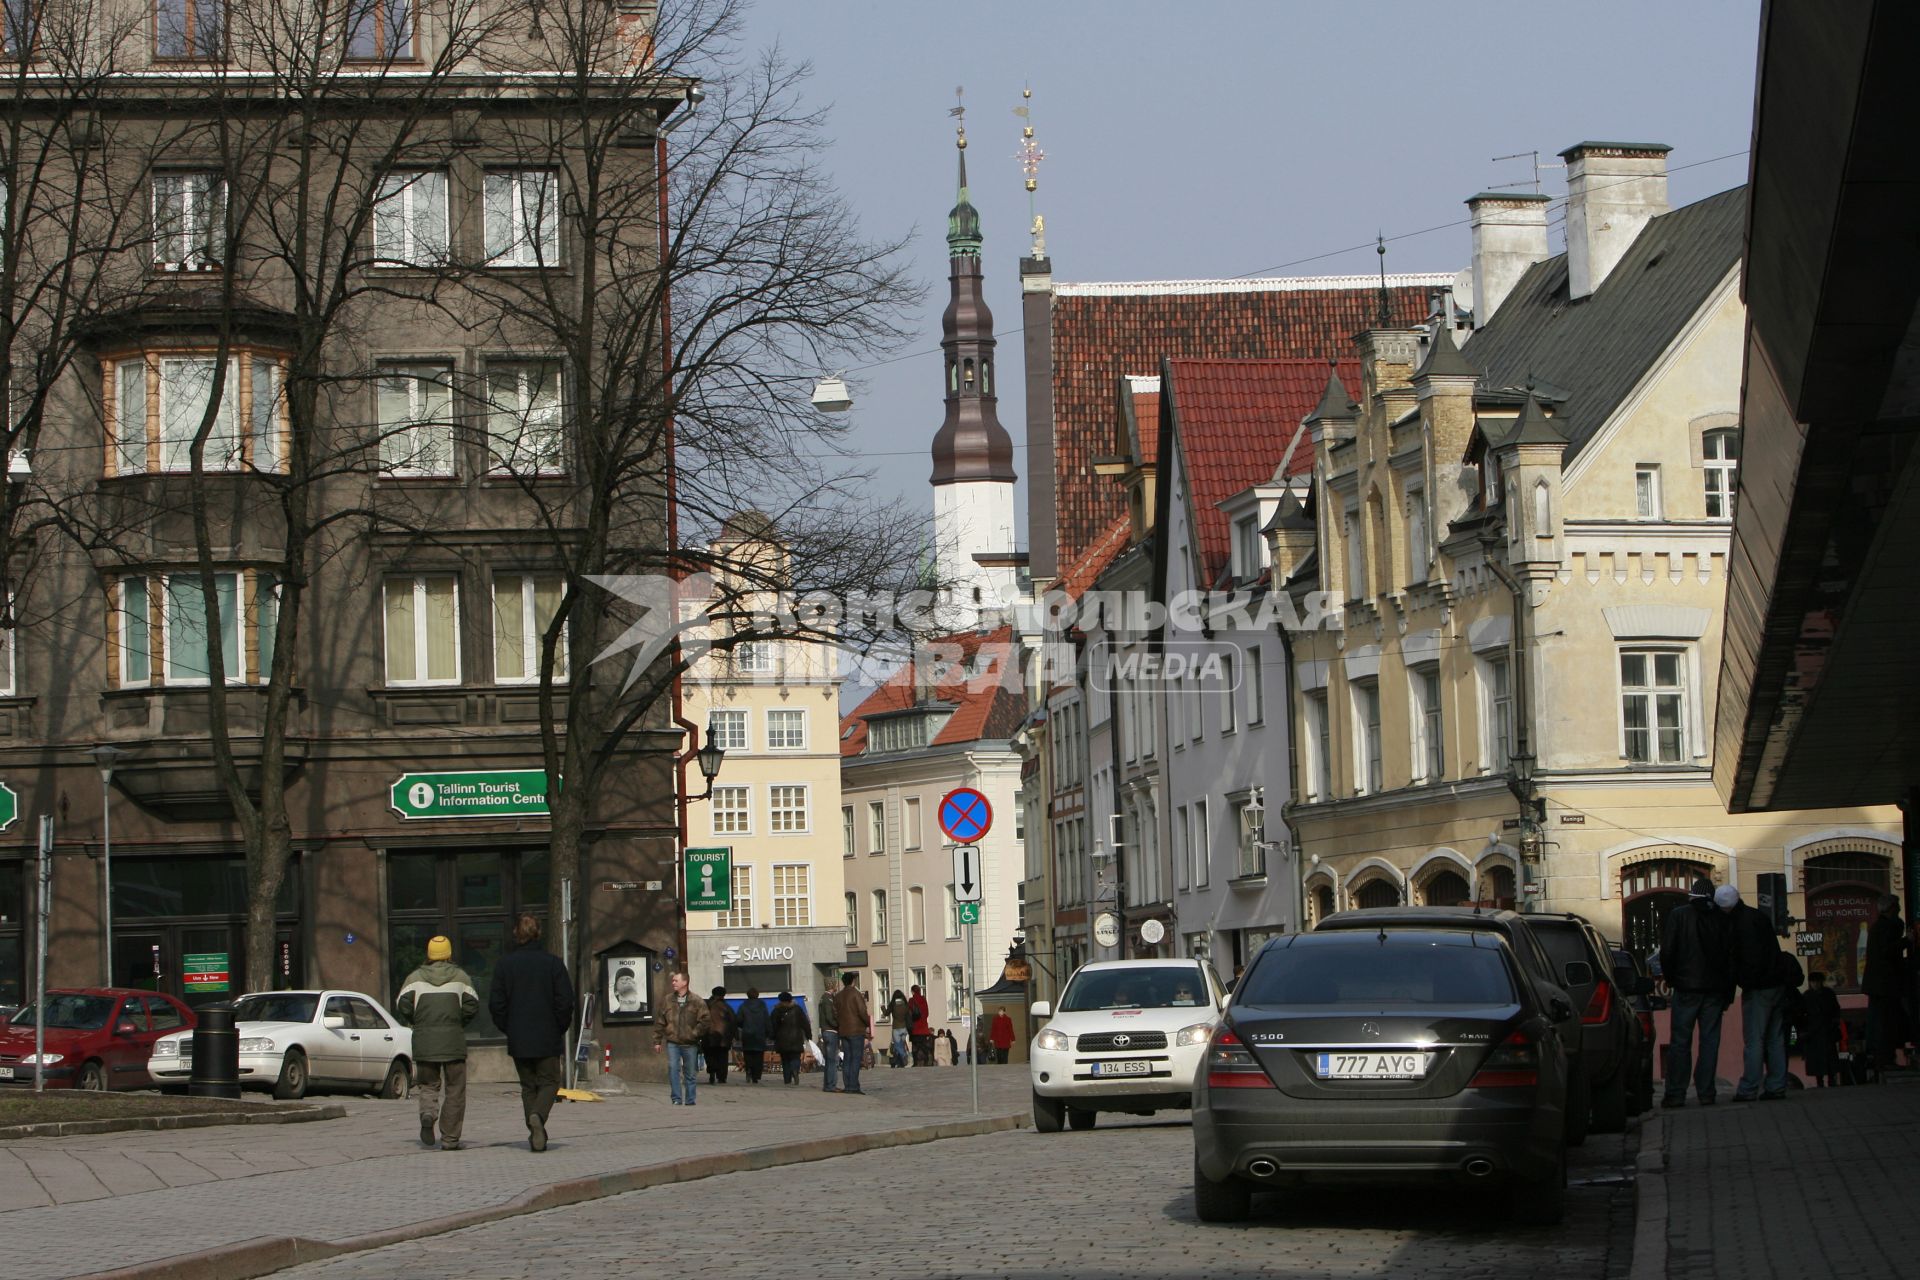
[1489,149,1566,194]
[1374,231,1390,327]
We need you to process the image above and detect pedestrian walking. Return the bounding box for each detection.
[817,984,843,1093]
[703,986,739,1084]
[769,990,810,1085]
[1802,971,1843,1087]
[487,914,575,1152]
[831,971,872,1094]
[908,984,933,1066]
[888,990,911,1068]
[1863,894,1907,1073]
[395,935,478,1151]
[938,1028,958,1065]
[1658,877,1735,1107]
[1725,885,1792,1101]
[989,1008,1015,1064]
[652,971,707,1106]
[738,987,770,1084]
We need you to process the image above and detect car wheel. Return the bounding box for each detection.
[1192,1156,1252,1223]
[1067,1108,1097,1130]
[75,1060,107,1091]
[1590,1067,1628,1134]
[377,1058,411,1100]
[1564,1065,1591,1147]
[272,1050,309,1101]
[1032,1090,1065,1133]
[1508,1149,1567,1226]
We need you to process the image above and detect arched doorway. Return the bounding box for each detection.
[1471,863,1517,909]
[1423,870,1471,907]
[1620,859,1709,960]
[1310,883,1335,926]
[1802,850,1894,993]
[1352,878,1401,910]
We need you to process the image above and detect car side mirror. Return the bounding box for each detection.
[1550,997,1573,1023]
[114,1018,139,1036]
[1563,960,1594,988]
[322,1015,346,1030]
[1029,1001,1051,1019]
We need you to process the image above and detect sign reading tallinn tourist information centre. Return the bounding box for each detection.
[390,770,555,820]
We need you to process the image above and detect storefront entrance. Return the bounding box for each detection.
[111,855,301,1006]
[1802,850,1894,993]
[1621,858,1710,961]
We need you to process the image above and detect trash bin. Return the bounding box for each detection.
[189,1004,241,1100]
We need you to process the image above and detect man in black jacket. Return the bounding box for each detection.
[1722,884,1790,1101]
[489,914,576,1152]
[1864,894,1907,1073]
[1658,877,1734,1108]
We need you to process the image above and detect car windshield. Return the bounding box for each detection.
[8,995,116,1030]
[231,994,320,1024]
[1060,967,1206,1012]
[1239,940,1517,1007]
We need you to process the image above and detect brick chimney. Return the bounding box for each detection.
[1466,192,1550,326]
[1561,142,1671,300]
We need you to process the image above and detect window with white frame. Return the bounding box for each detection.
[844,891,857,945]
[1405,484,1428,583]
[1247,645,1264,724]
[1192,797,1209,888]
[903,796,922,849]
[841,804,855,857]
[870,889,888,943]
[1704,429,1740,519]
[772,863,809,927]
[944,884,960,938]
[1233,515,1264,579]
[485,360,564,474]
[111,354,281,475]
[872,969,891,1007]
[733,640,775,675]
[709,708,748,752]
[1220,650,1237,734]
[383,574,459,685]
[151,172,224,267]
[769,784,809,833]
[372,170,448,266]
[1411,667,1444,783]
[911,965,927,1003]
[766,708,805,750]
[1634,464,1662,519]
[1343,502,1365,598]
[482,169,560,266]
[717,863,753,928]
[1352,679,1383,794]
[161,572,243,685]
[946,964,966,1020]
[376,362,454,476]
[868,801,885,853]
[492,573,565,684]
[710,785,750,835]
[1620,649,1687,764]
[908,885,925,940]
[1483,656,1513,773]
[1304,691,1331,801]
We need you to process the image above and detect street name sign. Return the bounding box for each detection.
[391,770,553,819]
[685,847,734,912]
[938,788,993,844]
[952,844,983,904]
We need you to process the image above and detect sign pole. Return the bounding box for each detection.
[35,817,51,1094]
[967,911,978,1115]
[559,878,574,1088]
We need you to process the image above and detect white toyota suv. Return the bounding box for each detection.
[1028,958,1226,1132]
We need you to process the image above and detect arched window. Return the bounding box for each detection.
[963,358,975,390]
[1802,848,1894,992]
[1311,883,1335,925]
[1423,869,1471,906]
[981,360,992,393]
[1619,857,1711,959]
[1352,878,1400,910]
[1532,480,1551,538]
[1482,863,1516,905]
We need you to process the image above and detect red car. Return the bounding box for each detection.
[0,988,198,1090]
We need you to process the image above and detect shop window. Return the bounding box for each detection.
[385,848,548,1041]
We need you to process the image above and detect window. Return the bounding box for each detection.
[907,886,925,941]
[946,964,966,1020]
[911,966,927,1005]
[1483,656,1513,772]
[709,708,747,752]
[1532,480,1552,538]
[371,362,454,476]
[868,801,885,854]
[164,572,242,684]
[112,572,275,690]
[710,785,750,835]
[483,170,560,266]
[1353,679,1382,795]
[1174,807,1188,891]
[769,784,809,833]
[1193,798,1209,888]
[1247,645,1264,724]
[1405,485,1428,583]
[110,355,275,475]
[1634,464,1662,519]
[716,863,753,928]
[903,796,922,850]
[1343,503,1365,598]
[944,884,960,938]
[766,708,805,750]
[1620,649,1687,764]
[772,864,809,927]
[1234,798,1263,878]
[383,574,459,685]
[345,0,413,60]
[492,574,565,684]
[1704,429,1739,519]
[1304,692,1331,801]
[1219,650,1237,734]
[841,805,855,857]
[871,890,888,943]
[1233,515,1264,579]
[872,969,891,1007]
[2,0,36,56]
[1412,668,1444,783]
[118,578,152,686]
[152,172,224,265]
[844,891,857,945]
[385,849,547,1040]
[372,170,446,265]
[485,360,564,474]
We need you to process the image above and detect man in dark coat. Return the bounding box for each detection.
[1722,884,1790,1101]
[1658,877,1735,1107]
[1863,894,1907,1072]
[737,987,771,1084]
[488,914,575,1152]
[768,990,811,1085]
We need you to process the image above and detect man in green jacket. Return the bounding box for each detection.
[396,936,479,1150]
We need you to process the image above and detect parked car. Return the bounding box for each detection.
[1192,928,1572,1226]
[149,990,412,1100]
[1609,945,1660,1116]
[1315,907,1588,1143]
[1526,914,1638,1135]
[0,989,197,1090]
[1028,958,1226,1132]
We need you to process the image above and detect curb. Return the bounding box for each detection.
[75,1110,1028,1280]
[1628,1112,1666,1280]
[0,1104,346,1142]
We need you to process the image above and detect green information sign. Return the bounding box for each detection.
[958,901,981,925]
[391,770,554,820]
[183,952,230,994]
[685,847,733,912]
[0,781,16,832]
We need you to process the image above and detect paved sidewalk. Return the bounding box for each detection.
[1649,1079,1920,1279]
[0,1065,1028,1280]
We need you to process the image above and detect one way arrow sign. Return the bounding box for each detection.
[952,844,982,904]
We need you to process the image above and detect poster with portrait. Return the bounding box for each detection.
[600,944,656,1023]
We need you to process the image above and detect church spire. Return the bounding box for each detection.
[930,92,1015,487]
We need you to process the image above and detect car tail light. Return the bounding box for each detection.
[1581,979,1614,1025]
[1468,1030,1539,1088]
[1206,1026,1275,1090]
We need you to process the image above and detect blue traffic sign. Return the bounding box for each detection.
[938,788,993,844]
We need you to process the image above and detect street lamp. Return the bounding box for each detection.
[690,726,726,802]
[89,745,128,986]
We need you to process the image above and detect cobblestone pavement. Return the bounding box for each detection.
[283,1116,1638,1280]
[0,1064,1027,1280]
[1662,1079,1920,1280]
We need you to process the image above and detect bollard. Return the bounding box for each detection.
[189,1003,242,1099]
[603,1044,612,1074]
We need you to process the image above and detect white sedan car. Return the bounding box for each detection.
[149,990,413,1100]
[1028,958,1226,1132]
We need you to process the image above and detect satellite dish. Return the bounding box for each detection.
[1451,267,1475,318]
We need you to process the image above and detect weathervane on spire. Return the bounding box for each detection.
[1375,230,1390,328]
[950,85,967,148]
[1014,85,1047,258]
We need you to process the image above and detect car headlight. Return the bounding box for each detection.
[1034,1028,1070,1053]
[20,1053,65,1065]
[238,1037,276,1053]
[152,1040,179,1056]
[1174,1022,1215,1047]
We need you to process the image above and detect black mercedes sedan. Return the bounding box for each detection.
[1192,928,1572,1224]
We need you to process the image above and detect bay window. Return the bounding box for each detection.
[113,570,276,687]
[108,352,284,475]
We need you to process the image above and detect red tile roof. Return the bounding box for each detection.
[1163,357,1357,588]
[840,626,1025,758]
[1042,275,1450,567]
[1129,385,1161,467]
[1054,514,1132,603]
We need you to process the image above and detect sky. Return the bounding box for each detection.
[733,0,1763,536]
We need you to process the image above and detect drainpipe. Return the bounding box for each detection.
[1482,536,1537,909]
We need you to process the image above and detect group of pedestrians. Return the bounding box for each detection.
[394,914,575,1152]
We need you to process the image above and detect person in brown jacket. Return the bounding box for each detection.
[651,971,707,1106]
[831,971,872,1094]
[702,985,739,1085]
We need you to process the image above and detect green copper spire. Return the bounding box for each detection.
[947,130,982,257]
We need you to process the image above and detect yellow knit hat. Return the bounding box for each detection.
[427,936,453,962]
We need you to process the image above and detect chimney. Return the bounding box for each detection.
[1466,191,1550,326]
[1561,142,1671,300]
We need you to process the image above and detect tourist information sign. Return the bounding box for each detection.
[391,771,554,820]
